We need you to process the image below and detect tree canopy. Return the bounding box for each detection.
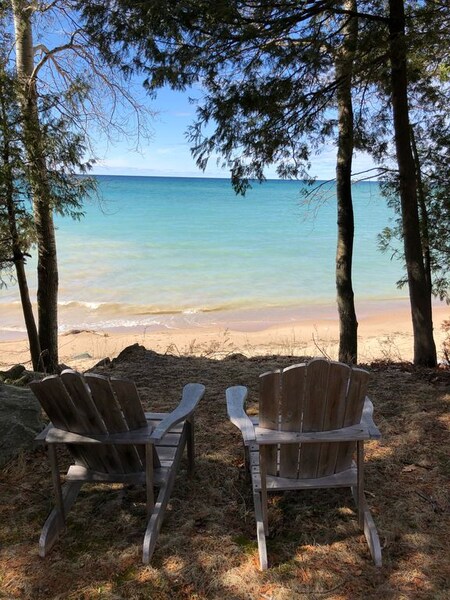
[76,0,449,365]
[1,0,153,370]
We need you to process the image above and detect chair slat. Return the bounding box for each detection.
[110,378,147,428]
[335,368,370,472]
[84,374,129,432]
[60,370,107,434]
[259,370,281,475]
[344,368,370,427]
[322,362,350,430]
[110,378,153,465]
[317,362,351,477]
[84,374,143,472]
[30,376,77,432]
[59,370,125,473]
[259,370,281,430]
[298,359,330,478]
[31,376,104,471]
[279,364,305,478]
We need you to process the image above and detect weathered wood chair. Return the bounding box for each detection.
[32,370,205,563]
[226,358,382,570]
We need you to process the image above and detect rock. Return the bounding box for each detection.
[0,382,43,468]
[0,364,26,382]
[14,372,37,386]
[72,352,93,360]
[93,357,111,368]
[112,344,149,365]
[225,353,247,361]
[0,364,44,386]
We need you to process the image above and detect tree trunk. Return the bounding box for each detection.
[0,65,42,371]
[335,0,358,364]
[13,260,44,371]
[11,0,59,372]
[410,125,432,297]
[2,152,42,372]
[388,0,437,366]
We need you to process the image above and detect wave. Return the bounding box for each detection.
[55,298,269,317]
[0,325,27,333]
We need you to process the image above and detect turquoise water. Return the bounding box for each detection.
[1,175,405,335]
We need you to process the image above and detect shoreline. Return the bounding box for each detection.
[0,300,448,371]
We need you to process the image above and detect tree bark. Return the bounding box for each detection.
[335,0,358,364]
[410,125,432,297]
[2,143,42,372]
[11,0,59,372]
[388,0,437,366]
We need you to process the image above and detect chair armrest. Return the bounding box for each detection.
[361,397,381,439]
[151,383,205,441]
[255,423,372,443]
[226,386,256,444]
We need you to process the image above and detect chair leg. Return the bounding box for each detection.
[245,443,258,482]
[142,477,173,564]
[186,417,195,476]
[361,497,382,567]
[253,491,268,570]
[259,446,269,536]
[244,445,250,474]
[145,443,155,516]
[142,428,187,564]
[352,441,382,566]
[39,481,83,557]
[356,442,365,528]
[48,444,65,525]
[351,487,383,567]
[253,445,269,570]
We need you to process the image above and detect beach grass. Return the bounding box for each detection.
[1,345,449,599]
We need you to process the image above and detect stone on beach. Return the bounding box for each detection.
[0,381,43,468]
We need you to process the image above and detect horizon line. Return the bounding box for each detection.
[88,172,380,183]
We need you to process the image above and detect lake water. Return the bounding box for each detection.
[1,175,405,337]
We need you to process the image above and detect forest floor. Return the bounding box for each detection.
[1,345,449,600]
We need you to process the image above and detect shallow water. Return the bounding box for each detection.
[1,176,405,336]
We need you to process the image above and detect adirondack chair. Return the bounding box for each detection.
[226,358,382,570]
[32,370,205,563]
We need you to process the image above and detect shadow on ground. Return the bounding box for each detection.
[1,345,449,599]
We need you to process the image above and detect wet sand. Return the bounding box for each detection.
[0,301,447,371]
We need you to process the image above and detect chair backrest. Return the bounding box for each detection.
[30,370,149,474]
[259,358,370,479]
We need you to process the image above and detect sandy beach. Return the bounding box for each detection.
[1,300,448,371]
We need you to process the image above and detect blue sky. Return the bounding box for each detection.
[92,83,377,181]
[5,7,378,182]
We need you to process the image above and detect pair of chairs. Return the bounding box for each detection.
[32,358,382,569]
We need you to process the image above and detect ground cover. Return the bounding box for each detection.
[1,345,449,599]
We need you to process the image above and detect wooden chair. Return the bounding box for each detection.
[32,370,205,563]
[226,358,382,570]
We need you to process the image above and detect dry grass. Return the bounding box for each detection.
[1,346,449,599]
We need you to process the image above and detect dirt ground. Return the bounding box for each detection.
[1,345,449,599]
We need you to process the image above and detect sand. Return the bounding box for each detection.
[0,300,448,371]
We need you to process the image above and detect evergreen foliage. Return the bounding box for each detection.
[376,0,450,304]
[77,0,448,365]
[0,64,34,283]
